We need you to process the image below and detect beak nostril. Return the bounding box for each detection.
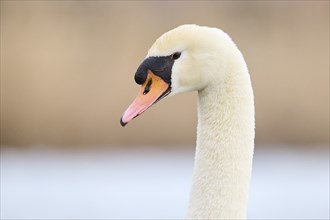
[143,79,152,95]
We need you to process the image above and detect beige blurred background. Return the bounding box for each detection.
[1,1,329,148]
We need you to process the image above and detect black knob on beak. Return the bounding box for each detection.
[134,72,146,85]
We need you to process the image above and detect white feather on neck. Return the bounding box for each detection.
[186,43,255,219]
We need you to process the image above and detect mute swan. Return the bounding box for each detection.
[120,24,254,219]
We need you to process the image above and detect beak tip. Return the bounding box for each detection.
[120,117,127,127]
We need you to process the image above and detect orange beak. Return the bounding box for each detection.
[120,70,171,126]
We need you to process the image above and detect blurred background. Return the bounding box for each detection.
[1,1,329,219]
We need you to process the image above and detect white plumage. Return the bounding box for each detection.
[122,24,255,219]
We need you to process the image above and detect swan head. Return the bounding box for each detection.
[120,24,232,126]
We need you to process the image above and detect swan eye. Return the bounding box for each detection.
[171,52,181,60]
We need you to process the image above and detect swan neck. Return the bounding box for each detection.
[186,61,255,219]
